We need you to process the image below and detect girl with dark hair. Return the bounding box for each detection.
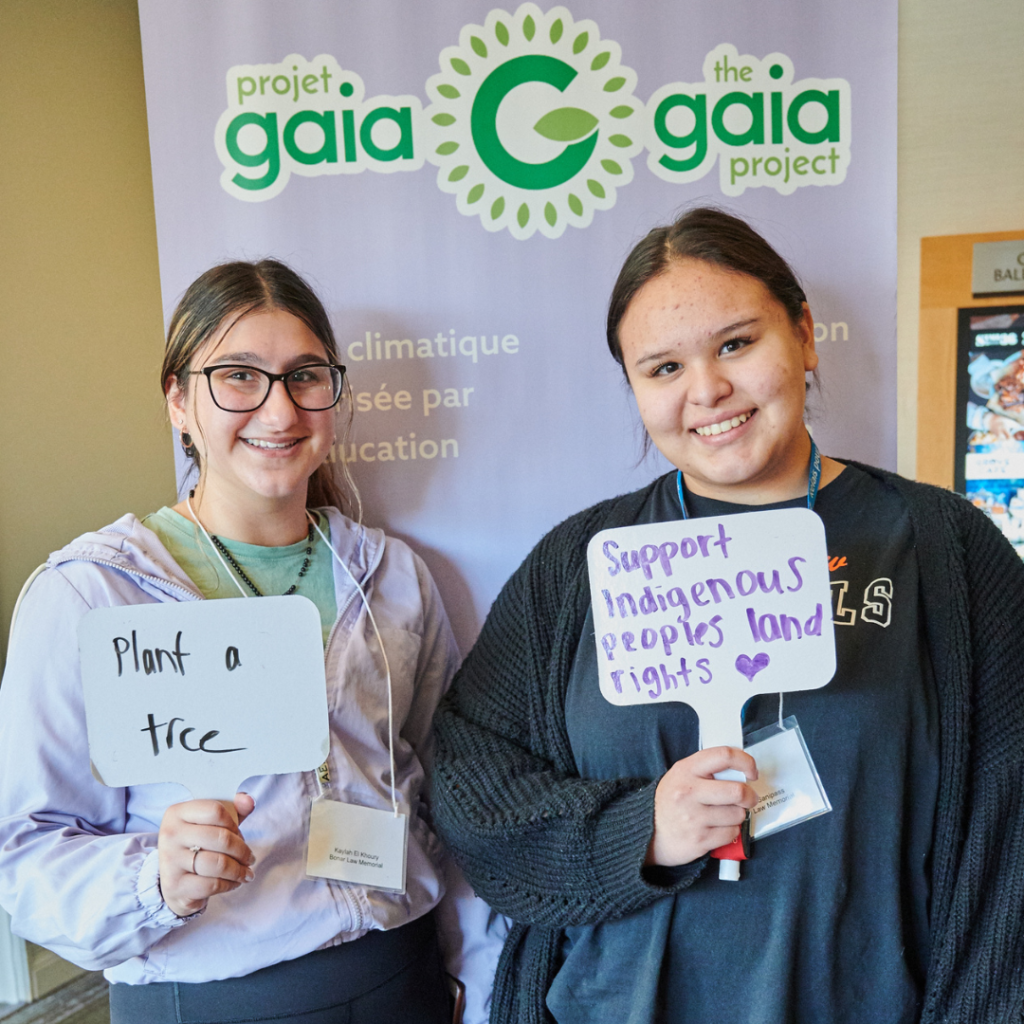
[432,208,1024,1022]
[0,260,465,1023]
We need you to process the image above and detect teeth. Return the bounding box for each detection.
[244,438,295,449]
[695,412,751,437]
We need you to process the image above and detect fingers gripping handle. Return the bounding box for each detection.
[710,766,750,881]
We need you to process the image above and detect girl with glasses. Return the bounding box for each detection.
[431,208,1024,1023]
[0,260,482,1023]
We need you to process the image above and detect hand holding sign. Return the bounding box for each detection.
[78,596,330,913]
[646,745,759,869]
[157,793,257,917]
[588,508,836,878]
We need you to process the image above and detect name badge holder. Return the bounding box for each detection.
[188,500,409,895]
[306,764,409,895]
[746,714,831,841]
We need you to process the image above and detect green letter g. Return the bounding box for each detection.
[471,55,598,190]
[225,112,280,191]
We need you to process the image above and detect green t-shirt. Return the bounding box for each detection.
[142,508,338,645]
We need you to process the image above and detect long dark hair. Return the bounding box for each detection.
[162,259,354,515]
[606,207,808,376]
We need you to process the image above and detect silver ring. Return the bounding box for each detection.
[189,845,202,874]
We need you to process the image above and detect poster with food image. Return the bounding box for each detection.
[955,305,1024,556]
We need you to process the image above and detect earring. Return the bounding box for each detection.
[180,429,195,459]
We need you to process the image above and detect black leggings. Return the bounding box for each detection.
[109,913,451,1024]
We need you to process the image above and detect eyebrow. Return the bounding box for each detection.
[206,351,329,370]
[633,317,762,368]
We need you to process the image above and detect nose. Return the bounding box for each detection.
[685,359,732,407]
[257,378,300,426]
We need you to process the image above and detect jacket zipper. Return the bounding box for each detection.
[50,555,202,602]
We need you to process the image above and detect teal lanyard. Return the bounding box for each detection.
[676,438,821,519]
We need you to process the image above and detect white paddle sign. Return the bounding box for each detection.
[79,596,329,802]
[588,508,836,751]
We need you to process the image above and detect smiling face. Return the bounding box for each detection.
[166,308,337,515]
[619,257,818,504]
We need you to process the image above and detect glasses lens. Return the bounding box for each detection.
[207,366,270,411]
[287,365,343,410]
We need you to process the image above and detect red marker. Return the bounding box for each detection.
[711,814,751,881]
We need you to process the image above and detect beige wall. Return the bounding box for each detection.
[0,0,172,663]
[1,1,1022,659]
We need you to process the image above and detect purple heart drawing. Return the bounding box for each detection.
[735,653,770,682]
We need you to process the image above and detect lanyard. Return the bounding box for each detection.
[675,436,822,735]
[676,437,821,519]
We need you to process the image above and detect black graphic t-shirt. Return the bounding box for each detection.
[552,464,939,1024]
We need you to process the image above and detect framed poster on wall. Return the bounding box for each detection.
[955,304,1024,556]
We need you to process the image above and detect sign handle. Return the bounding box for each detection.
[704,716,749,880]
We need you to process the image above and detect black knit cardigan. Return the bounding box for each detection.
[432,464,1024,1023]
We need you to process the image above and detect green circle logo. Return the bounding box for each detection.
[424,4,641,239]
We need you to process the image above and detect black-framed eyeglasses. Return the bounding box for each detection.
[200,363,346,413]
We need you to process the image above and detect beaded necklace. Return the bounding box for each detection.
[208,523,314,597]
[187,489,315,597]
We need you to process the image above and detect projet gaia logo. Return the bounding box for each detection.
[214,55,423,201]
[213,5,853,237]
[423,4,640,239]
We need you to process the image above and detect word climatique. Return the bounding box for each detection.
[346,331,519,364]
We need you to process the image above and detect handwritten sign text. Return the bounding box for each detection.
[588,508,836,750]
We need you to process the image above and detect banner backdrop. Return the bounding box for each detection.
[137,1,896,652]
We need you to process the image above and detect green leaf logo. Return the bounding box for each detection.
[533,107,599,143]
[423,5,642,239]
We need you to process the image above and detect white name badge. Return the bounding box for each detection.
[306,800,408,894]
[746,717,831,840]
